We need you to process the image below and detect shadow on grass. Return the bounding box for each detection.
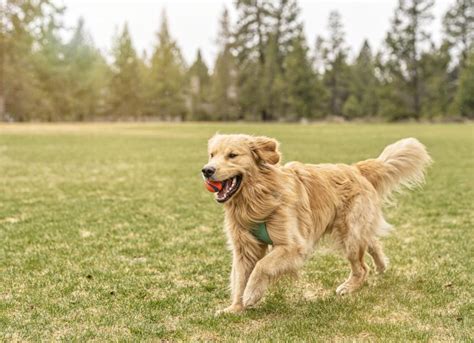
[185,269,441,340]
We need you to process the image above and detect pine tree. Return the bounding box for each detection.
[188,49,211,120]
[236,61,262,120]
[322,10,350,116]
[313,35,330,116]
[261,33,286,118]
[266,0,304,119]
[284,34,317,120]
[270,0,303,65]
[233,0,273,120]
[343,40,379,118]
[147,10,186,119]
[452,51,474,117]
[375,51,408,121]
[63,18,109,120]
[313,35,326,74]
[233,0,304,120]
[385,0,435,119]
[33,20,68,121]
[211,8,238,121]
[108,23,143,118]
[442,0,473,117]
[420,42,453,118]
[233,0,272,66]
[443,0,474,67]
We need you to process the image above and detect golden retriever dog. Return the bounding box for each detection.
[202,134,431,314]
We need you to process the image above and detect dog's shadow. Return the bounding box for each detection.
[210,271,399,334]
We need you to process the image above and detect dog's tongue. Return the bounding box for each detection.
[217,180,229,196]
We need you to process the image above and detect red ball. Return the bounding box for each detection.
[204,180,223,193]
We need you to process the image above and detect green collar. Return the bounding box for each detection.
[251,222,273,245]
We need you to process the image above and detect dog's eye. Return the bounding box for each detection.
[228,153,238,159]
[210,153,214,158]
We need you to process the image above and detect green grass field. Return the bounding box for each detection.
[0,123,472,341]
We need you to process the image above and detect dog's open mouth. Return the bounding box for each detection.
[216,175,242,203]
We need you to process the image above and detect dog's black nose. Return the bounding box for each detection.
[202,166,216,178]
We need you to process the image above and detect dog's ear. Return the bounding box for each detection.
[251,136,281,165]
[208,133,220,149]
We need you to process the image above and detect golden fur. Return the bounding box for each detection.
[204,134,432,314]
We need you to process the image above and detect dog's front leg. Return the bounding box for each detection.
[216,244,265,315]
[243,245,305,307]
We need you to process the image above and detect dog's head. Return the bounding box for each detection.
[202,134,281,203]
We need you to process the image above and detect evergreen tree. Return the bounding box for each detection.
[147,10,186,119]
[270,0,303,65]
[108,23,142,118]
[261,33,286,118]
[33,20,68,121]
[284,34,317,120]
[313,35,330,116]
[442,0,473,117]
[188,49,211,120]
[322,10,350,116]
[420,42,453,118]
[233,0,304,120]
[385,0,435,119]
[211,51,238,120]
[443,0,474,67]
[266,0,304,119]
[211,8,238,121]
[313,35,326,73]
[236,61,262,120]
[63,18,109,120]
[233,0,273,120]
[452,51,474,117]
[233,0,272,66]
[137,49,151,109]
[375,51,409,121]
[2,0,63,121]
[343,40,379,118]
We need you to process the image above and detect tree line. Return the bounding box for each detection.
[2,0,473,122]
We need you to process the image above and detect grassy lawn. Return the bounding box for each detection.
[0,123,472,341]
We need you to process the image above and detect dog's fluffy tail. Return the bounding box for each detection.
[355,138,432,201]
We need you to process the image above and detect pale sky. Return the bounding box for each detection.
[62,0,454,66]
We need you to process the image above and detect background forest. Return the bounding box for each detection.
[1,0,473,122]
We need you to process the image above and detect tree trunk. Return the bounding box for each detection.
[331,72,338,115]
[412,2,421,120]
[0,58,4,120]
[0,95,4,121]
[413,66,421,119]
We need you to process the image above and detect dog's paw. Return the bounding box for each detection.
[243,286,265,307]
[376,257,389,274]
[336,282,354,295]
[336,279,366,295]
[214,304,243,316]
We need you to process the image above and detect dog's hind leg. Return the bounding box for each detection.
[242,246,306,308]
[368,238,388,274]
[336,244,368,295]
